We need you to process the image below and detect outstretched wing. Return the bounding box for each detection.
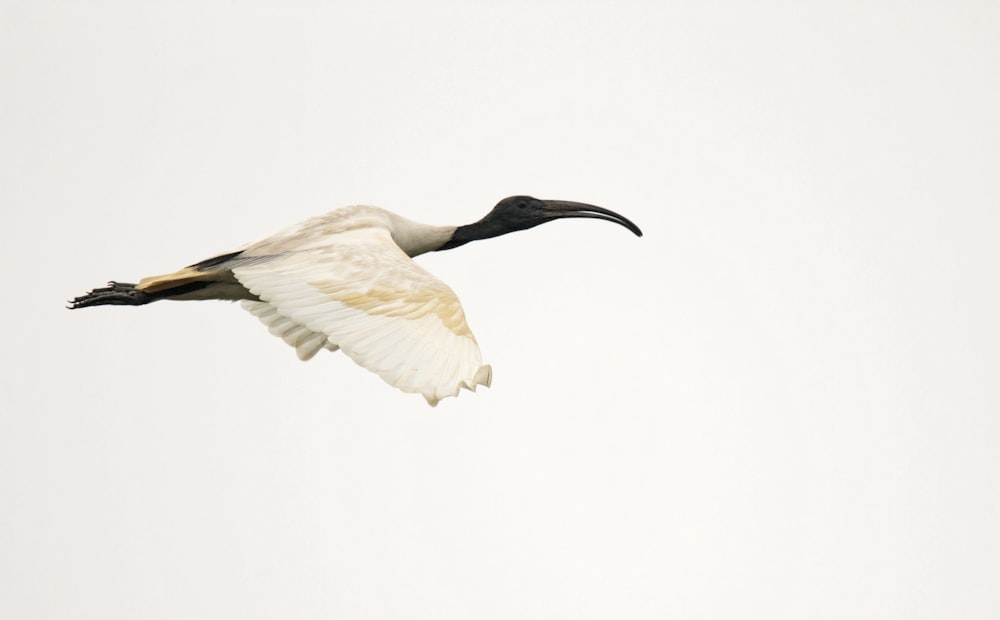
[232,227,491,405]
[241,300,339,361]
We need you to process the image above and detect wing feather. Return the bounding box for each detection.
[233,227,491,404]
[242,300,338,360]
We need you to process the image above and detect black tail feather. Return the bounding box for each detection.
[187,250,244,271]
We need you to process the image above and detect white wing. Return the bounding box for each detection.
[241,300,338,361]
[232,227,492,405]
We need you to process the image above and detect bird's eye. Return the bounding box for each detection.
[517,201,527,209]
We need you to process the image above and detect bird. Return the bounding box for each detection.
[70,195,642,405]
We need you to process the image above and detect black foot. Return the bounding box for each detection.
[68,281,152,309]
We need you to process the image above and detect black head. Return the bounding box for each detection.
[439,195,642,250]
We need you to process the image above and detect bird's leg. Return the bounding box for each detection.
[68,281,154,309]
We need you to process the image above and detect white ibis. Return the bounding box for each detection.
[70,196,642,405]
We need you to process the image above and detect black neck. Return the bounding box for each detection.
[436,220,508,251]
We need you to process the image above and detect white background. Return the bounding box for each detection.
[3,1,998,618]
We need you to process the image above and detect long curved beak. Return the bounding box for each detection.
[541,200,643,237]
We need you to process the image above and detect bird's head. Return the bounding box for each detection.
[488,195,643,235]
[439,195,642,250]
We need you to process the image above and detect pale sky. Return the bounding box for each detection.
[2,1,999,618]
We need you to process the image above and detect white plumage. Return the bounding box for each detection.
[232,209,491,405]
[71,196,642,405]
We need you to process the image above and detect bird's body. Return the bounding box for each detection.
[71,196,642,405]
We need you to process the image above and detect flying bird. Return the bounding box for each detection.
[70,195,642,405]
